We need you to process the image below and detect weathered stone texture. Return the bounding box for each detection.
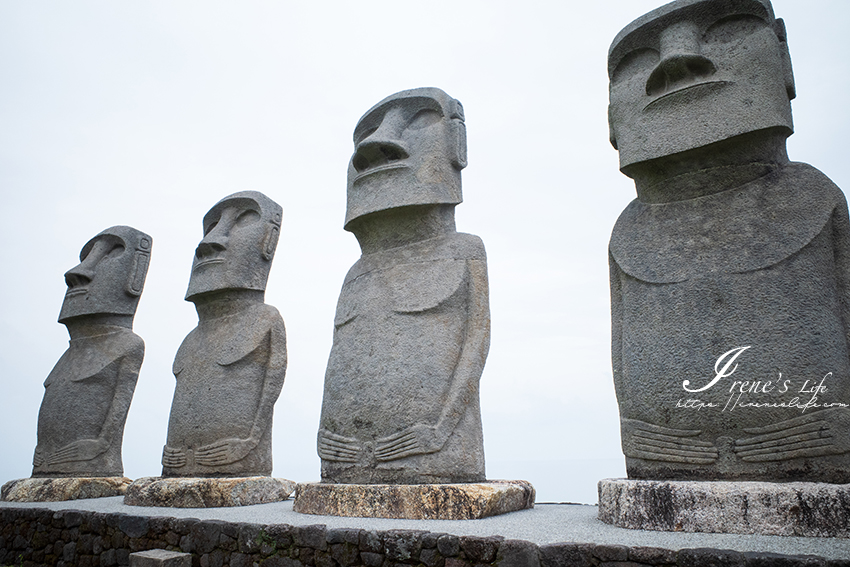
[319,88,490,486]
[1,477,131,502]
[124,476,295,508]
[598,478,850,537]
[607,0,850,484]
[31,226,151,480]
[162,191,287,479]
[293,481,534,520]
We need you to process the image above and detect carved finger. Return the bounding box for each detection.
[376,439,418,456]
[734,430,827,451]
[319,442,358,456]
[632,443,719,459]
[320,438,360,451]
[376,448,417,461]
[196,451,230,464]
[48,448,79,464]
[375,436,418,454]
[633,432,717,450]
[736,438,834,460]
[740,415,825,436]
[630,449,717,464]
[197,447,231,459]
[319,450,358,463]
[195,447,226,457]
[321,430,358,443]
[629,420,702,437]
[378,430,416,444]
[376,441,420,460]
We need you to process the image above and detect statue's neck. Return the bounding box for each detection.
[350,204,457,255]
[64,314,133,340]
[192,289,265,321]
[624,128,790,204]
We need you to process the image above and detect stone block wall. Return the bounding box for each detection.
[1,507,847,567]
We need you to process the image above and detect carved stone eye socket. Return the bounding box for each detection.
[612,48,660,84]
[203,221,218,236]
[106,243,125,259]
[234,209,260,228]
[406,109,441,131]
[703,14,767,45]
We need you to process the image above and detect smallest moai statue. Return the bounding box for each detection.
[2,226,151,503]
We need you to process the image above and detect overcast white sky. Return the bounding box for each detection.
[1,1,848,505]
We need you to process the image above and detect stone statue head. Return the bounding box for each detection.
[344,87,467,230]
[58,226,152,323]
[608,0,796,170]
[185,191,282,302]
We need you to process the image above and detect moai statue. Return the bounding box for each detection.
[608,0,850,483]
[33,226,152,478]
[161,191,287,478]
[316,87,490,485]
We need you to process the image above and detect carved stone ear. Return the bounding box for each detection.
[126,252,149,297]
[451,121,468,169]
[608,106,619,150]
[262,224,279,261]
[775,18,796,100]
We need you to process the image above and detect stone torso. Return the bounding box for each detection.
[610,163,850,482]
[320,232,487,484]
[34,328,143,477]
[164,303,284,477]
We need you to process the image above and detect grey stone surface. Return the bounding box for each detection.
[318,88,490,484]
[607,0,850,482]
[598,478,850,537]
[124,476,295,508]
[161,191,286,478]
[27,226,151,480]
[130,548,191,567]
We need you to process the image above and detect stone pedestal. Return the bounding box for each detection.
[124,476,295,508]
[1,476,131,502]
[130,549,191,567]
[598,478,850,537]
[293,480,535,520]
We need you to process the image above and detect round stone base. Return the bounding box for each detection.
[598,478,850,537]
[124,476,295,508]
[1,476,131,502]
[293,479,535,520]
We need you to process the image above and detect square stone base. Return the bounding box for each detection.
[293,479,535,520]
[124,476,296,508]
[598,478,850,537]
[1,476,131,502]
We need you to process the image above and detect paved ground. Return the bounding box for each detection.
[2,498,849,560]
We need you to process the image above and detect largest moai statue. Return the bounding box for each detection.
[317,87,491,485]
[161,191,287,478]
[35,226,151,479]
[607,0,850,483]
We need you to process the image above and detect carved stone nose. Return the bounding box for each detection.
[64,269,92,289]
[646,54,717,96]
[352,142,409,173]
[195,241,226,259]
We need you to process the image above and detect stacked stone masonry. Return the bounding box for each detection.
[1,507,847,567]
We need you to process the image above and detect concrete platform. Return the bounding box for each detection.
[1,496,848,560]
